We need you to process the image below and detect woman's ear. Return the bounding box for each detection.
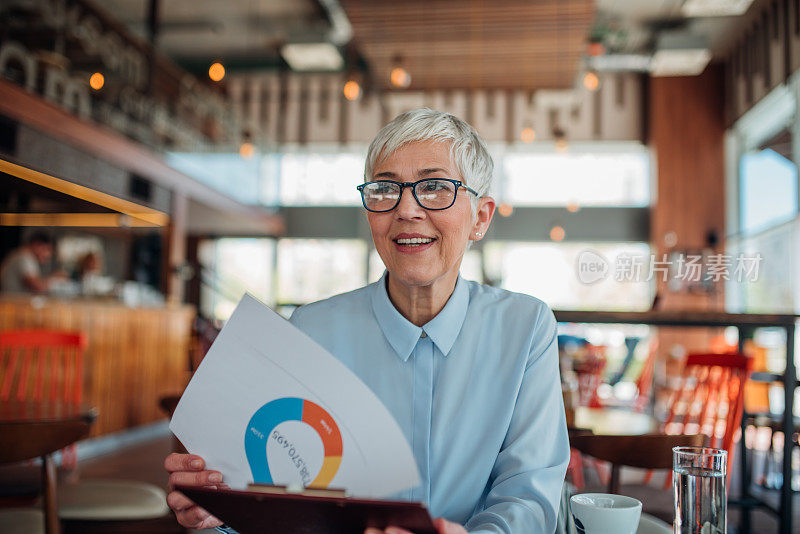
[470,197,496,241]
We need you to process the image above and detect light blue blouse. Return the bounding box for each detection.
[288,273,569,534]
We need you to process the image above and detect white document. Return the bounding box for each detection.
[170,294,420,498]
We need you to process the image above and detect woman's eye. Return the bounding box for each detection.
[421,181,447,192]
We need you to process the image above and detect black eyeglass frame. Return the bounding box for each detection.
[356,178,479,213]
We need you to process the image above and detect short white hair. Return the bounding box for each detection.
[364,108,494,212]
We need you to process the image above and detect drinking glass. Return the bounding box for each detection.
[673,447,727,534]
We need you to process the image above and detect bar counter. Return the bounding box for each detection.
[0,296,194,437]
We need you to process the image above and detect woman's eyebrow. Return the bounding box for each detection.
[419,168,449,176]
[373,168,449,179]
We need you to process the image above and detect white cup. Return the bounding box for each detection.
[570,493,642,534]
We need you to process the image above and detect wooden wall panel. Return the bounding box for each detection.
[649,67,726,312]
[0,298,194,437]
[648,67,728,376]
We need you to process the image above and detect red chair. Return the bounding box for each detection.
[1,330,87,469]
[650,352,752,489]
[0,330,86,405]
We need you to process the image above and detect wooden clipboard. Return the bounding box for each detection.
[177,485,438,534]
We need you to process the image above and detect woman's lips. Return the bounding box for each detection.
[392,236,437,253]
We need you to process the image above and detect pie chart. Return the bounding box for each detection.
[245,397,343,488]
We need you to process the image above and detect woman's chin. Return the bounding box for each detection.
[388,267,452,289]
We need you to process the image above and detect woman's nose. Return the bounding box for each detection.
[394,187,425,219]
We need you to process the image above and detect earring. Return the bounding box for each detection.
[475,232,483,238]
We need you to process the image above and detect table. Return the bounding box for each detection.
[573,406,658,436]
[0,402,97,534]
[555,309,798,534]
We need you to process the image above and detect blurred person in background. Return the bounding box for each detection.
[0,232,63,293]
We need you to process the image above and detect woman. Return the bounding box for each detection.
[165,109,569,534]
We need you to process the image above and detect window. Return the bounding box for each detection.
[166,153,261,206]
[739,146,797,235]
[502,147,650,207]
[727,222,794,314]
[277,239,367,304]
[167,148,365,207]
[278,151,364,206]
[483,241,653,310]
[198,238,275,321]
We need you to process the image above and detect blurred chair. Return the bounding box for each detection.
[0,329,173,533]
[573,346,607,408]
[632,339,659,412]
[653,352,752,489]
[0,401,94,534]
[570,433,704,494]
[566,428,593,490]
[0,330,85,469]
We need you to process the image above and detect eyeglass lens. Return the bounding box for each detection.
[362,180,458,211]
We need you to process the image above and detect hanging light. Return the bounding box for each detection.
[239,130,255,159]
[239,142,254,159]
[583,71,600,91]
[343,79,361,101]
[566,201,580,213]
[89,72,105,90]
[389,55,411,88]
[209,62,226,82]
[550,225,565,242]
[498,203,514,217]
[390,67,411,88]
[587,42,606,57]
[520,127,536,144]
[553,126,568,153]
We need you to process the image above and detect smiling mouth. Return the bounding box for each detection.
[394,237,436,247]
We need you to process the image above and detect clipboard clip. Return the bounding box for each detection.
[246,483,348,499]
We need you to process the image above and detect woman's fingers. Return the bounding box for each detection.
[166,490,194,512]
[176,505,219,528]
[166,490,222,528]
[168,469,223,489]
[164,452,205,473]
[163,453,223,529]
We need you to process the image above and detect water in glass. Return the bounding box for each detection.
[673,465,726,534]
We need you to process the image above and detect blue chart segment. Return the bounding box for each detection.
[244,397,342,487]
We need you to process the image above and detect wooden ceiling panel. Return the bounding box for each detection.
[341,0,596,90]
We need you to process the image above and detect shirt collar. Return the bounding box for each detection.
[370,272,470,361]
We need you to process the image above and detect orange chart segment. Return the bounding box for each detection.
[310,455,342,488]
[303,399,343,456]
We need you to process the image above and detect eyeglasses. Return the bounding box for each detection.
[357,178,478,213]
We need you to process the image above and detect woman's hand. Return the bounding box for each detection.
[364,517,467,534]
[164,453,226,529]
